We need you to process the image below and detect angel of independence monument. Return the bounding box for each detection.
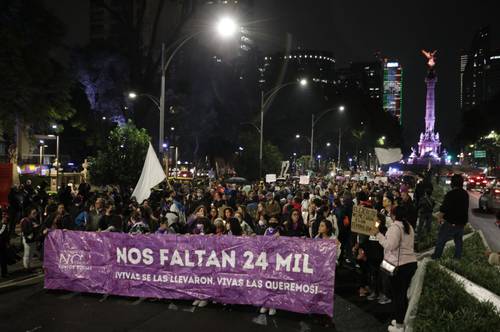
[408,50,447,165]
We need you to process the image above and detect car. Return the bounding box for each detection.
[479,186,500,212]
[177,170,193,180]
[466,174,487,190]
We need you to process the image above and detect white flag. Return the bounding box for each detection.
[131,143,166,203]
[375,148,402,165]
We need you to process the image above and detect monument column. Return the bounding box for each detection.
[424,73,437,134]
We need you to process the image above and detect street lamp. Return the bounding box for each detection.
[128,91,160,110]
[128,17,237,154]
[309,105,346,169]
[326,142,331,147]
[258,78,308,178]
[216,17,237,38]
[295,134,301,139]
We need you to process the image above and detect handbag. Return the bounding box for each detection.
[380,225,403,276]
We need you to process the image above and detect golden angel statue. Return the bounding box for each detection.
[421,50,437,68]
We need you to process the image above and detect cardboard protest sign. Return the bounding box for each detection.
[351,205,378,236]
[266,174,277,183]
[299,175,310,185]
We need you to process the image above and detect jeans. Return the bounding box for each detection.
[391,262,417,324]
[417,214,433,235]
[431,222,464,259]
[22,237,35,269]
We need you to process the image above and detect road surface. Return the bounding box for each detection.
[468,191,500,251]
[0,265,391,332]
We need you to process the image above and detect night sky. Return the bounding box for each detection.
[45,0,500,147]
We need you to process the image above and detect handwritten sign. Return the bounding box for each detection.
[351,205,378,236]
[299,175,310,185]
[266,174,277,183]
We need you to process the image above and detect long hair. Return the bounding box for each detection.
[320,219,334,237]
[286,208,304,230]
[228,217,243,236]
[393,205,411,234]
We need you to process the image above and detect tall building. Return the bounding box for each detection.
[486,52,500,99]
[349,62,383,100]
[462,26,491,110]
[262,49,336,86]
[382,60,403,122]
[459,52,468,109]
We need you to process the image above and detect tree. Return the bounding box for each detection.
[0,0,74,139]
[235,133,283,180]
[89,121,150,189]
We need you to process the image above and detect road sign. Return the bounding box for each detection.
[474,150,486,158]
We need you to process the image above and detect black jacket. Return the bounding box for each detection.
[440,188,469,226]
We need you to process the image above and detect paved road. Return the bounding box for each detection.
[468,191,500,251]
[0,265,392,332]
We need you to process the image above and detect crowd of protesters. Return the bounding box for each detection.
[0,170,469,331]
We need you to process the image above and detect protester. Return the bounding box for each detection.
[416,188,434,236]
[0,211,10,277]
[259,216,281,316]
[283,209,307,237]
[372,205,417,332]
[20,208,40,270]
[431,174,469,259]
[128,211,150,235]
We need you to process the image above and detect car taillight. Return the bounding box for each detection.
[482,180,487,184]
[470,179,475,183]
[495,189,500,194]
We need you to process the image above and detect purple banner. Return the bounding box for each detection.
[44,230,337,316]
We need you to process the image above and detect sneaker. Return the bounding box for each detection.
[391,320,397,326]
[268,308,276,316]
[197,300,208,308]
[192,300,200,306]
[259,307,268,314]
[388,324,404,332]
[367,292,378,301]
[378,296,392,305]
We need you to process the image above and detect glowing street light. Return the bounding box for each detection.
[326,142,331,147]
[299,78,308,86]
[128,92,137,99]
[216,17,237,38]
[295,134,301,139]
[170,126,175,131]
[339,105,345,112]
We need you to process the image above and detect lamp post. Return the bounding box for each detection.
[129,17,237,153]
[259,78,307,178]
[50,124,60,189]
[309,105,345,169]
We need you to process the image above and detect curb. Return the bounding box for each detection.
[0,272,44,293]
[438,264,500,313]
[404,258,430,332]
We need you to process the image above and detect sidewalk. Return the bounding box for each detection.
[1,231,44,289]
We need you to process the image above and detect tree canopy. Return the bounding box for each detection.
[89,121,150,188]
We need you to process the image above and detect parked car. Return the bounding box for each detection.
[479,186,500,212]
